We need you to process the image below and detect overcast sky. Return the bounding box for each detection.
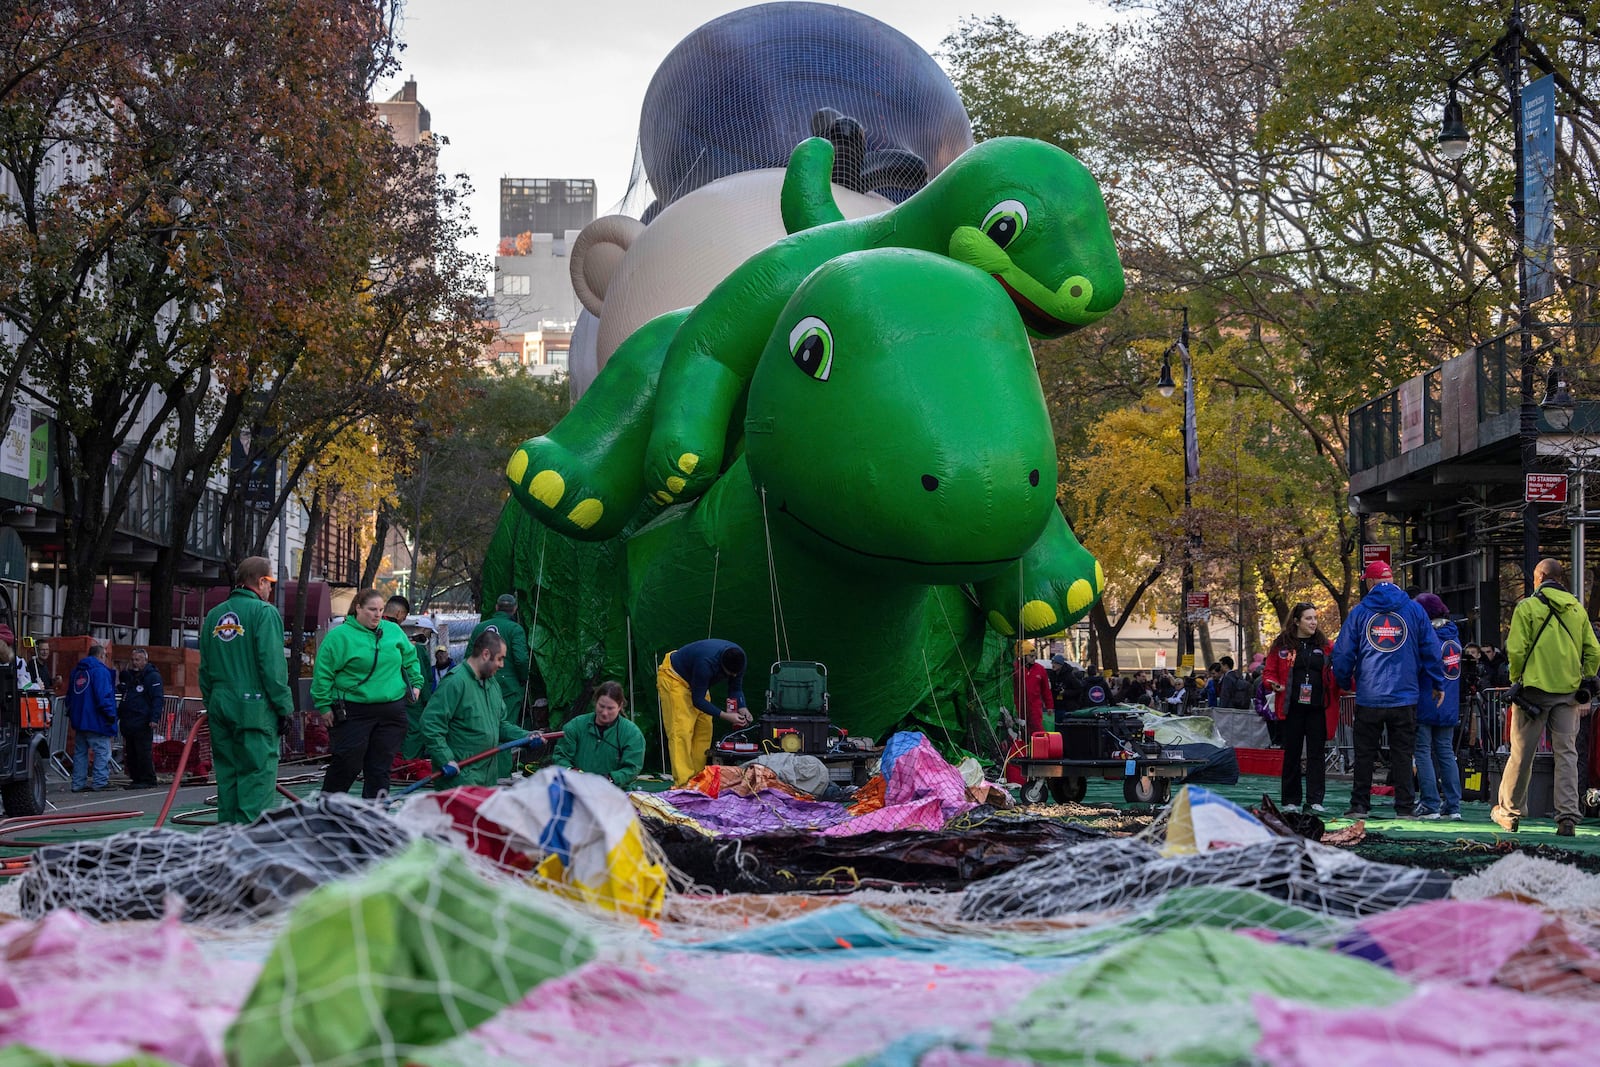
[374,0,1113,274]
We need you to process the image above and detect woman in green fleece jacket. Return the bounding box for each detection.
[312,588,423,799]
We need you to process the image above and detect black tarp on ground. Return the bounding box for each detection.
[17,795,415,925]
[957,836,1453,921]
[1179,743,1240,785]
[644,816,1105,893]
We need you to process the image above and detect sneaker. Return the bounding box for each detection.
[1558,820,1577,837]
[70,785,86,793]
[1310,803,1327,813]
[1417,811,1442,821]
[1343,806,1370,818]
[1281,803,1300,813]
[1446,812,1463,821]
[1491,806,1520,832]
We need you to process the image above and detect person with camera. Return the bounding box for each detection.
[312,588,423,800]
[1494,558,1600,836]
[198,557,295,823]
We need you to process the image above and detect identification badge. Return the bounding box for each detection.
[1298,681,1313,704]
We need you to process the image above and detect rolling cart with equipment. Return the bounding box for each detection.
[707,660,883,786]
[1011,708,1206,806]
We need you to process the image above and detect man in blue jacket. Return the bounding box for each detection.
[1412,593,1463,820]
[118,647,164,789]
[67,643,119,792]
[1331,561,1446,818]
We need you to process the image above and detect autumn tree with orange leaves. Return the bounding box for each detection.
[0,0,485,637]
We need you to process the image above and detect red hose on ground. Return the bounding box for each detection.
[390,731,563,799]
[155,710,210,829]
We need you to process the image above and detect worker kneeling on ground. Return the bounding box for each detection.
[658,639,751,786]
[550,680,645,788]
[420,630,542,787]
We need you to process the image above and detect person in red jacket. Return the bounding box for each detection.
[1262,602,1341,813]
[1012,641,1054,736]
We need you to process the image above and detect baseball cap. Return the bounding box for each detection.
[1051,653,1068,666]
[1362,560,1392,581]
[1414,592,1449,619]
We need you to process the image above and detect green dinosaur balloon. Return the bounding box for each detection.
[489,248,1104,742]
[505,136,1124,542]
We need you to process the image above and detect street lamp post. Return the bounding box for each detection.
[1157,308,1199,669]
[1437,0,1590,594]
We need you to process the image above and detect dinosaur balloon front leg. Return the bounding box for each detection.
[972,509,1105,639]
[505,308,686,540]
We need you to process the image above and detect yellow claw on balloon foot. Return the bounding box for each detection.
[987,610,1015,636]
[1093,561,1105,594]
[566,498,603,529]
[530,470,566,509]
[666,476,687,493]
[676,453,700,475]
[652,491,674,505]
[1021,600,1058,633]
[506,449,530,486]
[1066,579,1095,615]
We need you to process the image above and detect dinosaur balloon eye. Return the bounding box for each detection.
[788,316,833,381]
[981,199,1029,249]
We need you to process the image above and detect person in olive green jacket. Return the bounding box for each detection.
[312,588,424,799]
[1496,557,1600,835]
[470,594,530,719]
[550,680,645,789]
[421,630,542,787]
[198,557,295,824]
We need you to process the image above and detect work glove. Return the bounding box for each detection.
[519,733,545,750]
[441,762,460,778]
[277,716,291,737]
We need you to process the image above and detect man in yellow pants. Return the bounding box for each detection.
[658,639,751,786]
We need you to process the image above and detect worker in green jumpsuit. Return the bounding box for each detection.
[198,556,294,823]
[420,630,541,787]
[470,593,531,778]
[470,593,530,720]
[550,680,645,789]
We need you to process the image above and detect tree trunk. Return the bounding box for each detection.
[1088,601,1118,675]
[1257,562,1291,632]
[360,509,390,589]
[287,487,325,713]
[1196,619,1216,667]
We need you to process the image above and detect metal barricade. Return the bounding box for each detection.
[1479,685,1554,755]
[1332,694,1357,773]
[155,697,210,779]
[47,697,71,781]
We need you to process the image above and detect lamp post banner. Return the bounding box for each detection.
[1522,74,1557,303]
[1180,343,1199,482]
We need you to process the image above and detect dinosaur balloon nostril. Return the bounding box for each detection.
[1029,469,1040,487]
[922,474,939,492]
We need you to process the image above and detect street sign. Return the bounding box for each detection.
[1185,592,1210,612]
[1155,649,1168,670]
[1526,472,1569,504]
[1361,544,1391,568]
